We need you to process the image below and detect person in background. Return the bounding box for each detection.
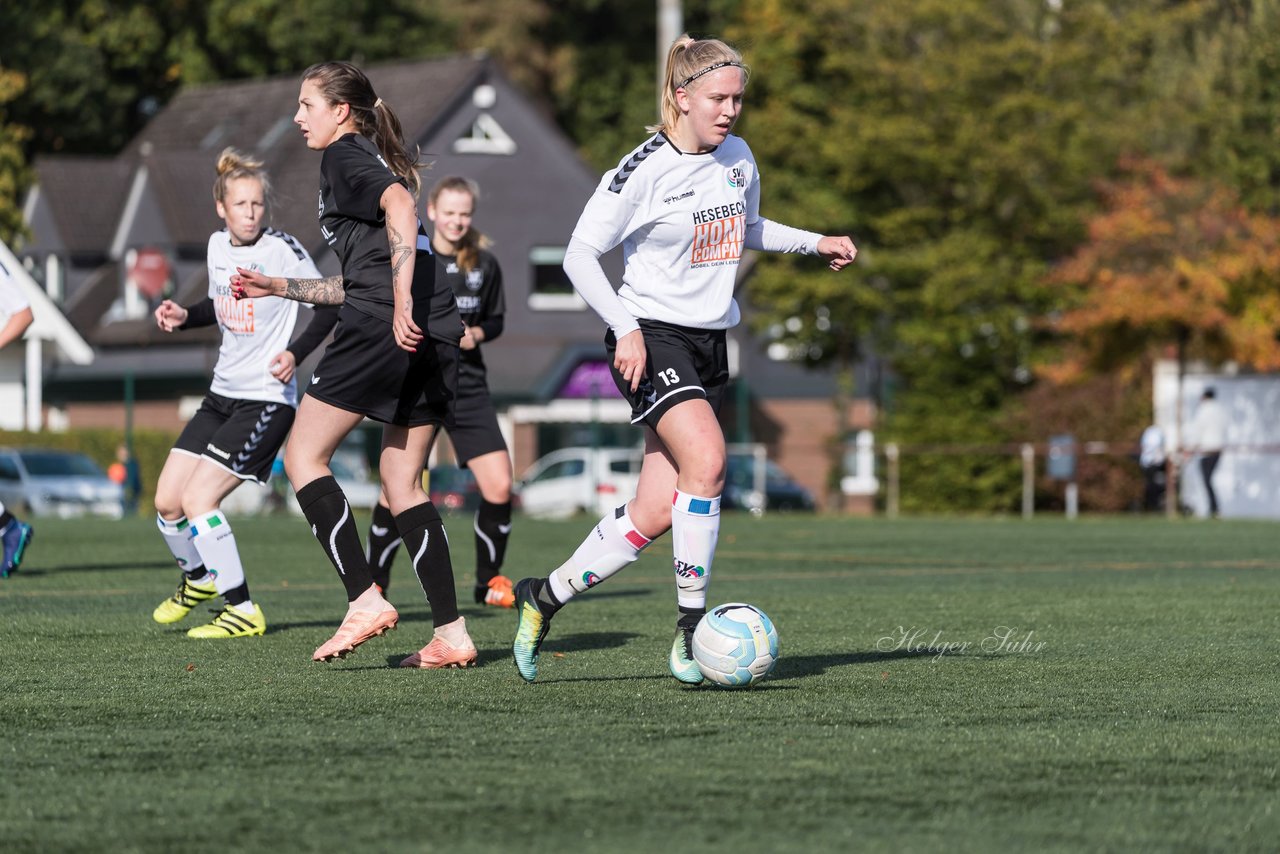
[108,444,143,516]
[1187,387,1227,519]
[0,254,35,577]
[1138,423,1166,512]
[364,176,516,610]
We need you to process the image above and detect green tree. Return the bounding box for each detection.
[0,67,33,244]
[728,0,1258,512]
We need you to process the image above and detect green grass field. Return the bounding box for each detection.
[2,512,1277,853]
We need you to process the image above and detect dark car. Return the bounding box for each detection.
[427,465,483,514]
[723,453,816,514]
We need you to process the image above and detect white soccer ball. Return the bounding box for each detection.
[691,603,779,687]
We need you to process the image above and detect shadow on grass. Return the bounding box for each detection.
[21,560,173,575]
[271,607,497,634]
[770,647,943,679]
[350,631,642,674]
[567,588,653,602]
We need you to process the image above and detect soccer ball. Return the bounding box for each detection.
[691,603,779,687]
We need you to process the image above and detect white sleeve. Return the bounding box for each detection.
[563,237,640,338]
[571,186,641,256]
[744,218,822,255]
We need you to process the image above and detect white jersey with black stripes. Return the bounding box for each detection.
[205,227,322,406]
[569,133,764,331]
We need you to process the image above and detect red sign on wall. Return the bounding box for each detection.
[130,248,171,299]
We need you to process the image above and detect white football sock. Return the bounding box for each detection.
[547,506,652,604]
[156,513,206,579]
[190,509,247,600]
[671,490,720,612]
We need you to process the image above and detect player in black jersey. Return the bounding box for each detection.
[363,176,517,610]
[232,61,477,668]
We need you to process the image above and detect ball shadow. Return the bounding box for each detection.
[769,647,944,680]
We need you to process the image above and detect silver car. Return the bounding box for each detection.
[0,447,125,519]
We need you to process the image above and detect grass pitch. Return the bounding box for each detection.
[1,513,1277,852]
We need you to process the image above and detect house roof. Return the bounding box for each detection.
[0,239,93,364]
[30,156,133,256]
[29,55,496,368]
[121,55,488,252]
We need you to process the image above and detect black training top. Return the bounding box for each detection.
[317,133,462,344]
[436,248,504,379]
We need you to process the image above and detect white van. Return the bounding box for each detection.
[516,446,643,519]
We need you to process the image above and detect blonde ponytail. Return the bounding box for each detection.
[647,35,748,135]
[213,146,271,206]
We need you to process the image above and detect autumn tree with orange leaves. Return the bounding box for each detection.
[1046,158,1280,511]
[1048,159,1280,384]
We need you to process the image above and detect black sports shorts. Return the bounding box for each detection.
[449,374,507,467]
[172,391,295,484]
[305,303,457,427]
[605,318,728,429]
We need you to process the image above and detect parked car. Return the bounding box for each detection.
[216,433,379,516]
[285,444,380,516]
[723,452,816,514]
[0,447,125,519]
[515,446,643,519]
[427,465,483,514]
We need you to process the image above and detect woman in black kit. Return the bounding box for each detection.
[364,176,517,610]
[233,61,476,669]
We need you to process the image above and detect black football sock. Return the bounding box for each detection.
[531,577,564,617]
[366,502,401,592]
[473,499,513,590]
[678,607,704,632]
[223,582,251,608]
[0,508,14,530]
[296,476,376,602]
[395,501,460,627]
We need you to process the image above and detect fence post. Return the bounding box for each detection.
[886,442,900,519]
[1021,443,1035,519]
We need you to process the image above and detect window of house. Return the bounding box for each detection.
[528,246,586,311]
[452,113,517,155]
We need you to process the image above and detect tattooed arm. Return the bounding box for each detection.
[231,268,346,304]
[283,275,346,304]
[381,182,423,352]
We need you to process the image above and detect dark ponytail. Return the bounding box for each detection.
[301,61,423,196]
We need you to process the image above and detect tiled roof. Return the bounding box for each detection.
[31,157,133,255]
[123,55,488,252]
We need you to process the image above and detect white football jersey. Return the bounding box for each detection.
[205,228,321,406]
[571,133,760,329]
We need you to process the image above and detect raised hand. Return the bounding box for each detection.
[817,235,857,271]
[154,299,187,332]
[231,267,281,300]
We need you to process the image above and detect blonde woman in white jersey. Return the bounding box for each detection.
[512,35,857,683]
[150,148,337,639]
